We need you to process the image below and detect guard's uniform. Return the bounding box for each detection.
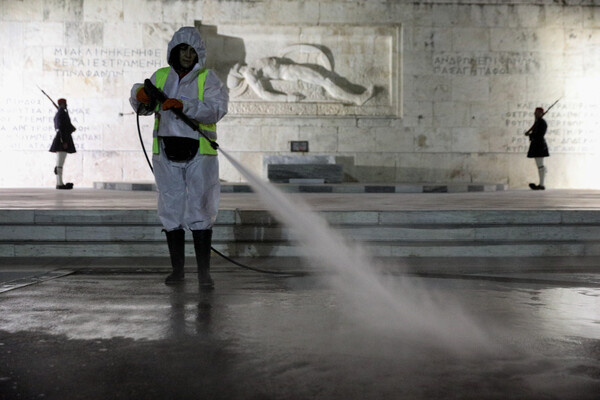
[526,117,549,158]
[49,107,76,154]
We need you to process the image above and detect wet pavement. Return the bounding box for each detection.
[1,257,599,400]
[1,188,600,398]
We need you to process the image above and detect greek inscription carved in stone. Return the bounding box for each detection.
[50,47,163,78]
[505,102,599,154]
[433,52,540,76]
[1,98,101,151]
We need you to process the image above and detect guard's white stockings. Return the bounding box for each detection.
[535,157,546,186]
[56,151,67,186]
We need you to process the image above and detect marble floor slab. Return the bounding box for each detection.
[1,188,600,211]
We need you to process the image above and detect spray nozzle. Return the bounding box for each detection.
[144,79,168,105]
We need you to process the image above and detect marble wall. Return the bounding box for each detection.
[1,0,599,189]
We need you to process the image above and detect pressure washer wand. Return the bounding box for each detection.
[36,85,59,109]
[134,80,302,277]
[143,79,219,150]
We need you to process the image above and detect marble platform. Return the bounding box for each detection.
[1,188,600,260]
[93,181,509,193]
[267,163,344,183]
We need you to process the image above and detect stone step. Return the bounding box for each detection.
[93,181,509,193]
[2,224,600,242]
[1,240,599,258]
[3,209,600,226]
[267,164,344,183]
[2,208,600,258]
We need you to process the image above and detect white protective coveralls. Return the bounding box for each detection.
[129,27,228,232]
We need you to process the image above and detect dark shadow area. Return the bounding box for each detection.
[196,22,246,85]
[335,155,397,183]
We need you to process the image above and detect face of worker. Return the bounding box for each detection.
[179,45,198,70]
[58,101,67,109]
[534,109,543,119]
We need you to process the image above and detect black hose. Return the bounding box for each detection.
[135,101,304,277]
[136,104,153,174]
[210,247,307,276]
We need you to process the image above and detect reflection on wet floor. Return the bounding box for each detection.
[0,268,599,399]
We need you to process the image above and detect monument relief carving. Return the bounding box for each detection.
[198,24,401,117]
[226,44,375,106]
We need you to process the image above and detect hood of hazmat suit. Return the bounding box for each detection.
[129,26,228,141]
[167,26,207,71]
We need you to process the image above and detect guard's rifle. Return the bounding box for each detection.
[143,79,219,150]
[524,97,561,136]
[36,85,59,109]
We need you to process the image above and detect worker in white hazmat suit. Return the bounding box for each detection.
[129,26,228,289]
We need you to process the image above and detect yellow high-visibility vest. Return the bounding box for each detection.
[152,67,217,156]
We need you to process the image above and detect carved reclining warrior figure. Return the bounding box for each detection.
[227,56,374,106]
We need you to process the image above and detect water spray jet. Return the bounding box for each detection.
[219,150,497,354]
[135,79,497,353]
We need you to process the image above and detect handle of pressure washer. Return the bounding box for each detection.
[143,79,219,150]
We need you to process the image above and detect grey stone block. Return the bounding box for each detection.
[423,185,448,193]
[365,185,395,193]
[268,164,343,183]
[298,185,333,193]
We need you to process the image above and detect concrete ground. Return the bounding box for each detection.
[1,188,600,399]
[0,257,599,400]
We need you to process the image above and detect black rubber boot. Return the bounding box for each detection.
[164,229,185,285]
[192,229,214,290]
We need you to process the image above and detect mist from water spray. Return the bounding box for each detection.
[220,148,496,353]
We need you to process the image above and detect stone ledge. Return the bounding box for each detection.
[93,182,157,191]
[94,181,508,193]
[2,241,597,258]
[267,164,344,184]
